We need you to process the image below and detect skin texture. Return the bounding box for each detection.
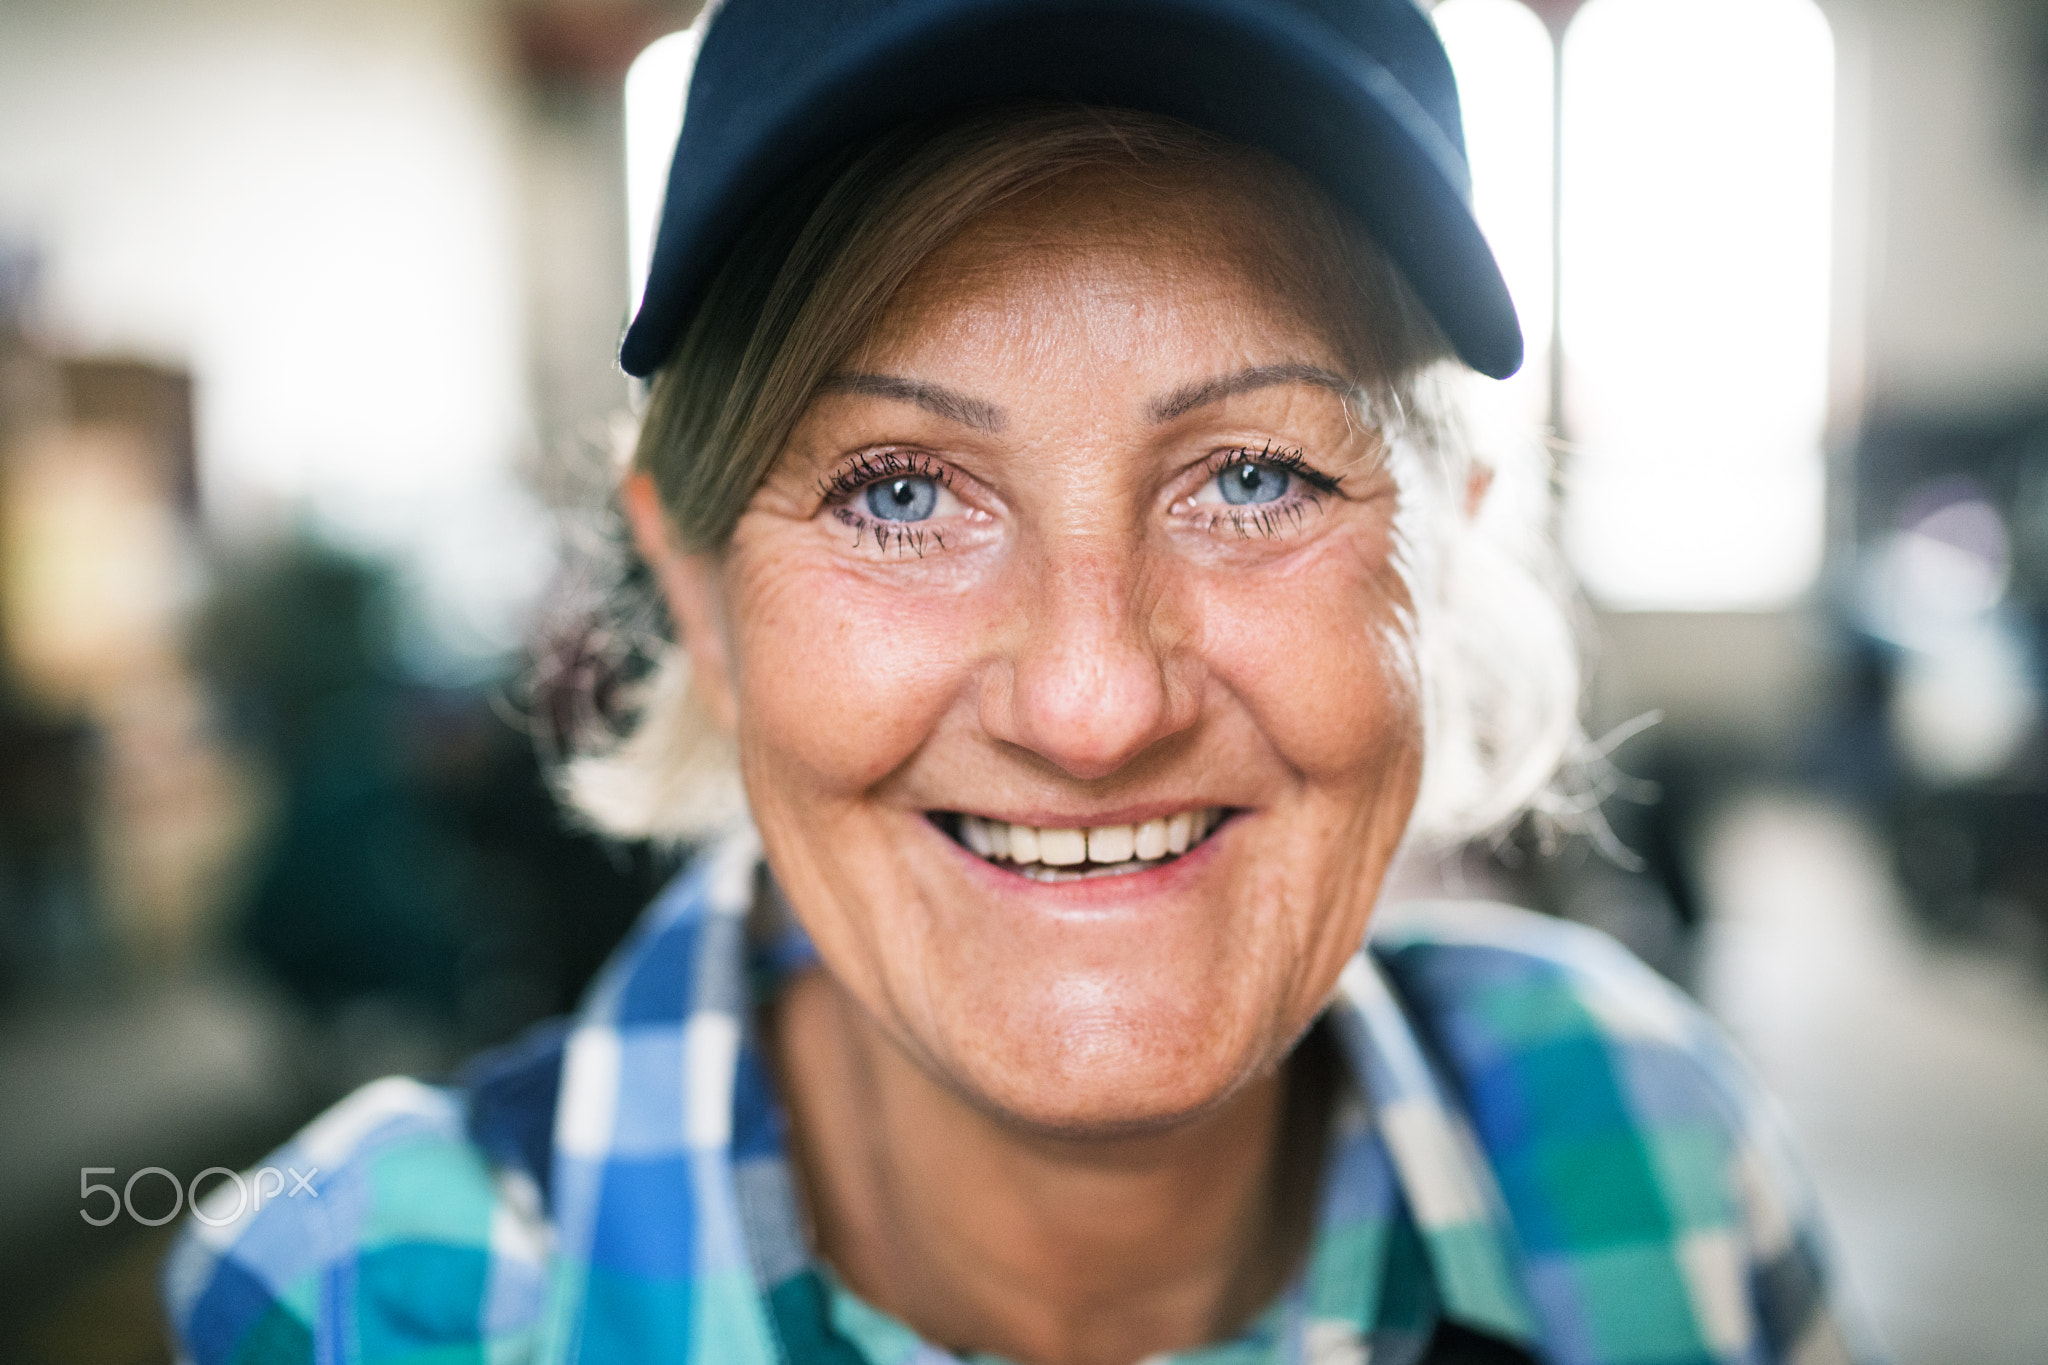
[627,161,1429,1365]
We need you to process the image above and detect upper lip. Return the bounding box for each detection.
[938,802,1234,828]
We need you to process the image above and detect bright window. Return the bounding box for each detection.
[624,29,701,312]
[1435,0,1556,432]
[1441,0,1836,611]
[1558,0,1836,610]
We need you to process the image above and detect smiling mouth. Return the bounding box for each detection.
[942,809,1227,882]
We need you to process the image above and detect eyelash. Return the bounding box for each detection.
[815,441,1344,555]
[1188,441,1343,541]
[816,449,953,503]
[819,449,956,558]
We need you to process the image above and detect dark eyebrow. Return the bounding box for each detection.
[1148,363,1356,424]
[817,372,1007,433]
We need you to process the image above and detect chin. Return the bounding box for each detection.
[925,969,1284,1141]
[961,1068,1264,1143]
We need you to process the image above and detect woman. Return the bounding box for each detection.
[166,2,1871,1363]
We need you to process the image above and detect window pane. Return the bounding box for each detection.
[1559,0,1835,610]
[1436,0,1556,430]
[624,29,700,312]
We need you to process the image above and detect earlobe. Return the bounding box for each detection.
[622,473,740,732]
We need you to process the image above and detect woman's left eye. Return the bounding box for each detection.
[1179,445,1340,536]
[1217,462,1290,506]
[824,455,972,550]
[866,476,940,522]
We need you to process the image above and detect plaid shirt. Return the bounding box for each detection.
[165,825,1874,1365]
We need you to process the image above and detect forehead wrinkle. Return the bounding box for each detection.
[817,372,1008,433]
[1148,364,1356,425]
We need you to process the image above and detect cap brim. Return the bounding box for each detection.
[621,0,1523,380]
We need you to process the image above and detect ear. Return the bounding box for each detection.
[1463,462,1495,519]
[623,472,739,732]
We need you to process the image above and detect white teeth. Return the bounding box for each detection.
[1087,824,1135,864]
[1038,827,1087,866]
[1166,812,1191,855]
[956,809,1223,874]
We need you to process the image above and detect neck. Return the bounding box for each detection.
[771,972,1334,1365]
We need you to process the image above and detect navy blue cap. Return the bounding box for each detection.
[620,0,1523,380]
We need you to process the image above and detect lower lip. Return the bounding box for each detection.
[936,816,1233,908]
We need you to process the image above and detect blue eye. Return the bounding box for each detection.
[1219,462,1290,506]
[867,476,939,522]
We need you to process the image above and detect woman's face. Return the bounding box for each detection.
[657,162,1425,1136]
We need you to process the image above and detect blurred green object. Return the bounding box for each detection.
[193,539,462,1012]
[191,535,662,1044]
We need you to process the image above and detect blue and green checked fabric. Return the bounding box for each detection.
[164,825,1873,1365]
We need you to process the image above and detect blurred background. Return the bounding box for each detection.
[0,0,2043,1360]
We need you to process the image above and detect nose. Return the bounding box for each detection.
[980,541,1201,781]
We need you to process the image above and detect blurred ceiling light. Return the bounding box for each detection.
[1890,623,2039,786]
[624,29,700,315]
[1899,494,2012,619]
[1558,0,1836,611]
[1864,481,2016,646]
[1863,482,2040,785]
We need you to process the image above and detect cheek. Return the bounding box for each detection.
[723,549,980,796]
[1196,529,1424,779]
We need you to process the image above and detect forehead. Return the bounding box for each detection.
[856,160,1370,377]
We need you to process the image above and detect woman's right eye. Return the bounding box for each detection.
[866,476,940,522]
[1216,462,1292,506]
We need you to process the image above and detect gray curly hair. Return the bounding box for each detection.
[553,103,1586,850]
